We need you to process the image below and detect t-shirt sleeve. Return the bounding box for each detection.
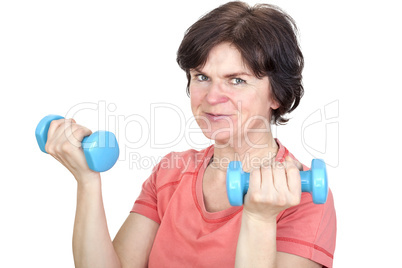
[130,162,161,224]
[276,189,337,268]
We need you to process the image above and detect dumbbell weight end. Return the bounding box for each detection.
[300,159,328,205]
[35,114,64,153]
[226,161,250,206]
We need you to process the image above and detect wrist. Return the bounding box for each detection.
[76,173,101,189]
[236,210,278,267]
[242,209,278,226]
[241,211,277,240]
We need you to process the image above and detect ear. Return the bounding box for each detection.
[270,98,280,110]
[267,79,280,110]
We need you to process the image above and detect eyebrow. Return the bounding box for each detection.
[191,68,253,78]
[223,72,253,78]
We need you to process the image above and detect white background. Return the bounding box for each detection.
[1,0,401,267]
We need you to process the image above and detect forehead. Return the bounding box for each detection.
[197,42,252,73]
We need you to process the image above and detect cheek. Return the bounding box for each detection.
[189,86,202,112]
[237,95,272,128]
[238,93,262,115]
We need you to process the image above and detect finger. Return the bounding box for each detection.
[272,161,287,193]
[61,118,83,147]
[53,118,74,141]
[284,157,302,198]
[46,119,72,154]
[47,118,65,142]
[62,119,75,140]
[55,125,92,167]
[54,122,90,154]
[48,119,74,157]
[248,165,262,193]
[63,127,92,168]
[286,155,303,171]
[70,125,92,148]
[260,164,274,193]
[54,119,76,151]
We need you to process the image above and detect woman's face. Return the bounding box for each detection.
[189,42,279,147]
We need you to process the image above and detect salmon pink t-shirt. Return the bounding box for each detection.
[131,140,336,267]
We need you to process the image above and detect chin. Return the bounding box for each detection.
[195,117,238,146]
[202,130,234,147]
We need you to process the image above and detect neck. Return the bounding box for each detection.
[211,132,278,173]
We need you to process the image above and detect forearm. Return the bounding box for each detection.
[235,213,277,268]
[73,176,121,268]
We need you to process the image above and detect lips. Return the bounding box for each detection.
[205,112,231,121]
[207,113,227,116]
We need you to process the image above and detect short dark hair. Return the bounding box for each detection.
[176,1,304,125]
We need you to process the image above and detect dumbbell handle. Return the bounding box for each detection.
[35,114,119,172]
[226,159,328,206]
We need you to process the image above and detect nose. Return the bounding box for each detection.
[206,82,229,105]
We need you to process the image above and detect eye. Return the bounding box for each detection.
[231,78,246,85]
[196,74,209,82]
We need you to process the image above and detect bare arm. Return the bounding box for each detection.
[73,177,121,268]
[235,157,321,267]
[235,213,321,268]
[113,213,159,267]
[235,213,277,267]
[73,178,159,268]
[45,118,158,267]
[277,252,322,268]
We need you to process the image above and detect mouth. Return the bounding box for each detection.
[205,112,231,121]
[207,113,228,116]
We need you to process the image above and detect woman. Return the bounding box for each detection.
[45,1,336,267]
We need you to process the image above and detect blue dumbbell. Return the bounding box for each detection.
[35,114,119,172]
[226,159,328,206]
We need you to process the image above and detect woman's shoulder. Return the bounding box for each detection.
[154,145,214,175]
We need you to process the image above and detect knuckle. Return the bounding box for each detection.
[249,192,277,205]
[61,141,72,154]
[287,165,300,176]
[73,125,91,137]
[276,196,287,207]
[49,119,59,128]
[76,126,88,135]
[273,161,285,170]
[289,196,301,207]
[53,142,63,155]
[44,143,53,154]
[286,163,297,170]
[49,118,64,130]
[248,192,267,204]
[248,192,262,203]
[72,128,86,141]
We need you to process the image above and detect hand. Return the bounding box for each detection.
[243,156,302,223]
[45,118,100,182]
